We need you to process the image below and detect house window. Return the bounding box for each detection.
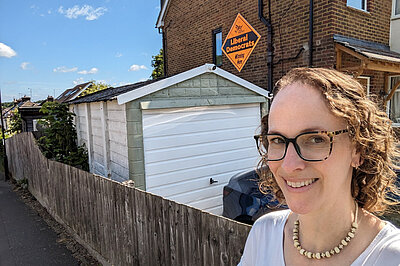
[357,76,370,96]
[394,0,400,16]
[213,28,223,66]
[388,76,400,124]
[347,0,367,11]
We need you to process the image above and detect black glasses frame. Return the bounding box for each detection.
[254,129,348,162]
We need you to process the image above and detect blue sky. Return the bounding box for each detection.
[0,0,162,102]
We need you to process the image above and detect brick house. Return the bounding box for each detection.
[156,0,400,124]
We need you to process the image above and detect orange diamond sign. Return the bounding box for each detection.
[221,13,261,72]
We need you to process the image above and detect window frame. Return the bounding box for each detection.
[386,75,400,127]
[393,0,400,19]
[347,0,368,12]
[357,76,370,96]
[212,28,223,67]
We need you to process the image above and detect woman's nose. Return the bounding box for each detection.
[280,143,306,172]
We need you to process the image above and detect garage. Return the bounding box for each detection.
[72,63,270,215]
[142,103,260,214]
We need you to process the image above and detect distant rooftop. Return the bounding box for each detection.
[56,82,93,103]
[67,78,164,104]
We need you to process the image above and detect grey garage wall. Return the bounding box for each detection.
[125,72,268,190]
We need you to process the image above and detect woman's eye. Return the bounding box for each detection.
[308,136,326,144]
[270,137,285,144]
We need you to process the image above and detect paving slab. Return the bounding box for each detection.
[0,180,79,266]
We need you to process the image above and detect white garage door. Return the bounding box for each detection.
[142,103,261,215]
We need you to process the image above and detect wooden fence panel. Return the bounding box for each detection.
[6,133,252,265]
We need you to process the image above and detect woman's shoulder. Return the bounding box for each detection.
[355,221,400,265]
[377,221,400,246]
[253,209,291,229]
[238,209,289,265]
[370,222,400,263]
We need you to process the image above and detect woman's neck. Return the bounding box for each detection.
[295,197,357,252]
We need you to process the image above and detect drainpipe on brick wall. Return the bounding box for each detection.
[162,30,167,77]
[258,0,274,95]
[309,0,314,67]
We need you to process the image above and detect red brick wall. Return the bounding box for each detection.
[333,0,392,44]
[162,0,391,91]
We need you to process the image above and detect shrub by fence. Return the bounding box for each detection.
[6,133,251,265]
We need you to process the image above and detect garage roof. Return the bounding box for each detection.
[68,64,269,105]
[117,64,270,105]
[67,78,165,104]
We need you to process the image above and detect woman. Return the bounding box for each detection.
[239,68,400,265]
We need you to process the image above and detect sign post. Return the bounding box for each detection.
[221,13,261,72]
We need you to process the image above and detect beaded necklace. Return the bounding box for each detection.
[292,201,358,259]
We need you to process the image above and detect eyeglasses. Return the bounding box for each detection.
[254,129,348,162]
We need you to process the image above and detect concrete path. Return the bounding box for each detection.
[0,180,79,266]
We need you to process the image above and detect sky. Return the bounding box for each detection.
[0,0,163,102]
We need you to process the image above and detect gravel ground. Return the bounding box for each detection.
[10,179,100,266]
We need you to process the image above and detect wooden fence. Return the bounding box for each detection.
[6,133,251,265]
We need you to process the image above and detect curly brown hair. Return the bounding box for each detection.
[258,67,400,214]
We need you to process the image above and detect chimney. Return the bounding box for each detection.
[21,95,31,102]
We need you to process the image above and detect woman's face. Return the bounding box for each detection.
[267,82,359,215]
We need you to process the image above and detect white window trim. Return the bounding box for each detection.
[358,76,370,96]
[347,0,368,12]
[392,0,400,19]
[387,75,400,127]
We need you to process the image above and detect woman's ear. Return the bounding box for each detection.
[351,147,362,168]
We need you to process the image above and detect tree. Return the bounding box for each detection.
[7,109,22,136]
[37,102,89,171]
[78,81,110,98]
[2,101,13,109]
[150,49,164,79]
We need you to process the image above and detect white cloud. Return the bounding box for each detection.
[115,52,123,58]
[0,43,17,58]
[20,62,30,70]
[58,5,107,21]
[78,67,98,75]
[129,64,148,71]
[53,66,78,73]
[73,77,85,85]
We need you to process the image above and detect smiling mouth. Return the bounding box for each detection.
[286,178,318,188]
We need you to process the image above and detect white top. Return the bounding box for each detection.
[238,210,400,266]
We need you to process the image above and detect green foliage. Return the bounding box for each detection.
[151,49,164,80]
[78,81,110,98]
[7,109,22,136]
[17,178,28,190]
[37,102,89,171]
[2,102,13,109]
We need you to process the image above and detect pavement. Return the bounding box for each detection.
[0,180,79,266]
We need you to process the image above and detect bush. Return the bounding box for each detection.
[7,109,22,136]
[37,102,89,171]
